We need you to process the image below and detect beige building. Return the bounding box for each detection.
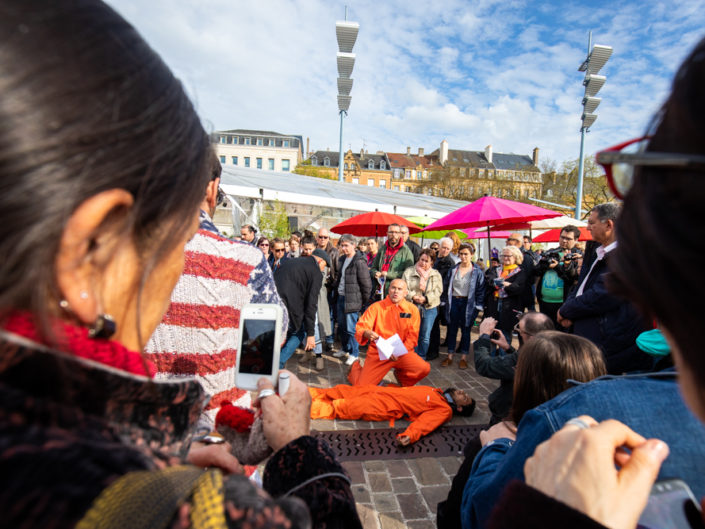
[213,129,303,172]
[307,149,393,189]
[386,147,441,193]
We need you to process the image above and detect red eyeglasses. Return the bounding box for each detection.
[596,136,705,199]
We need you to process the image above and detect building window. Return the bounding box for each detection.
[268,158,274,170]
[323,157,330,167]
[367,178,374,186]
[282,159,290,171]
[232,156,238,165]
[344,163,349,170]
[368,160,374,169]
[423,171,428,179]
[379,180,386,188]
[256,158,263,169]
[380,161,386,170]
[394,185,400,191]
[394,169,402,179]
[515,189,520,198]
[352,177,359,184]
[405,170,411,180]
[416,170,422,179]
[283,140,290,148]
[244,137,251,145]
[244,157,250,168]
[546,189,553,197]
[257,138,263,146]
[268,139,274,146]
[530,190,536,198]
[220,136,226,144]
[219,155,225,163]
[233,137,238,144]
[405,186,412,192]
[311,156,318,166]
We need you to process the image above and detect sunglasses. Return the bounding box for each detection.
[596,136,705,199]
[318,235,329,239]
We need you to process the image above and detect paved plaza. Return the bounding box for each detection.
[288,326,500,529]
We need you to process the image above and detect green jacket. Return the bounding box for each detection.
[371,243,414,295]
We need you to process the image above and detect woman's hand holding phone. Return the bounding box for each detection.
[255,371,311,452]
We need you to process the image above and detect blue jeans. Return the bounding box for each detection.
[415,305,437,359]
[336,295,359,358]
[447,298,471,356]
[461,370,705,529]
[279,325,306,369]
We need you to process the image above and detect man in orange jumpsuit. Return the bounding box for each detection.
[350,278,430,386]
[310,384,475,444]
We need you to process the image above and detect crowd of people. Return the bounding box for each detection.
[2,2,705,529]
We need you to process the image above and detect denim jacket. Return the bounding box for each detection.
[461,370,705,529]
[444,264,486,327]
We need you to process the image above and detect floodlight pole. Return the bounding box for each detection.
[338,110,346,181]
[575,32,592,220]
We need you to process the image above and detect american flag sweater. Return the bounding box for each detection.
[145,212,288,426]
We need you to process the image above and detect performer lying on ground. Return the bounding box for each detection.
[310,384,475,445]
[350,278,431,386]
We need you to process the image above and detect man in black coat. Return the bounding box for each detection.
[332,234,372,365]
[558,203,651,373]
[400,225,421,262]
[274,250,326,368]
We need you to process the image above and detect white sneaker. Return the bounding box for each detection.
[345,355,357,366]
[332,350,347,358]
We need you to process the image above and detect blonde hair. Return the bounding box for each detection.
[501,245,524,265]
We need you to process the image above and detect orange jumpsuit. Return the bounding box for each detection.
[310,385,453,444]
[351,297,430,386]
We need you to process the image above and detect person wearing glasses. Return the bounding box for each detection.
[535,225,582,328]
[268,237,288,272]
[370,223,414,297]
[484,245,526,343]
[256,236,271,260]
[557,203,651,375]
[440,243,485,369]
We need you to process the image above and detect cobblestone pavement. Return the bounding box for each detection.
[286,325,501,529]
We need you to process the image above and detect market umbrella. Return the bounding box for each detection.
[483,215,587,232]
[423,196,562,254]
[331,211,422,237]
[533,226,592,243]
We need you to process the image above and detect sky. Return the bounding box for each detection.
[106,0,705,168]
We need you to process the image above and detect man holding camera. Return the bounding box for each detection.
[534,225,582,328]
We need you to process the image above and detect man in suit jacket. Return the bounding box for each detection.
[557,203,651,373]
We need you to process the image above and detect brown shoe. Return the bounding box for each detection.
[459,358,468,370]
[440,357,453,367]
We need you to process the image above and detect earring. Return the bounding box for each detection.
[88,314,117,339]
[59,300,70,310]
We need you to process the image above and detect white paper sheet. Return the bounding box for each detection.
[376,333,408,360]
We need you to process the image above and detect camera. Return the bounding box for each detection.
[540,249,562,265]
[491,330,501,340]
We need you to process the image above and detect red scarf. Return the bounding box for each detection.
[3,312,155,377]
[381,240,403,272]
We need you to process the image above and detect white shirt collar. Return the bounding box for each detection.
[596,240,618,259]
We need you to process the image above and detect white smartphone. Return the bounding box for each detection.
[235,303,283,391]
[638,479,705,529]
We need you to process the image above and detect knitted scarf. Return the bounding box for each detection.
[2,311,155,377]
[415,262,432,291]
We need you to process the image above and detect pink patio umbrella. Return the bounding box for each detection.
[423,196,562,254]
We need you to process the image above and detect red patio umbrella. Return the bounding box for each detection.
[330,211,422,237]
[423,196,562,254]
[533,227,592,243]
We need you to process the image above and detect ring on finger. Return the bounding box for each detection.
[258,388,276,399]
[565,417,591,430]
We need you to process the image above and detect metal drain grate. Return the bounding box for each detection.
[313,424,487,461]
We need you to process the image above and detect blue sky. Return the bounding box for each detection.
[106,0,705,168]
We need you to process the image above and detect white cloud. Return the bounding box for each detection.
[106,0,705,166]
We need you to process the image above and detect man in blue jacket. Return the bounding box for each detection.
[557,203,651,374]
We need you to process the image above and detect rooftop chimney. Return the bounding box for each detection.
[440,140,449,165]
[485,144,493,164]
[406,146,411,155]
[418,147,424,157]
[360,148,364,159]
[306,137,310,156]
[533,147,539,167]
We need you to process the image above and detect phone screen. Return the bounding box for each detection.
[638,480,705,529]
[239,318,276,375]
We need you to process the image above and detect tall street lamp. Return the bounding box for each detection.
[336,16,358,182]
[575,32,612,219]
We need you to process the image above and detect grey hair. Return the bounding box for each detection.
[592,202,621,223]
[440,237,453,248]
[339,233,356,245]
